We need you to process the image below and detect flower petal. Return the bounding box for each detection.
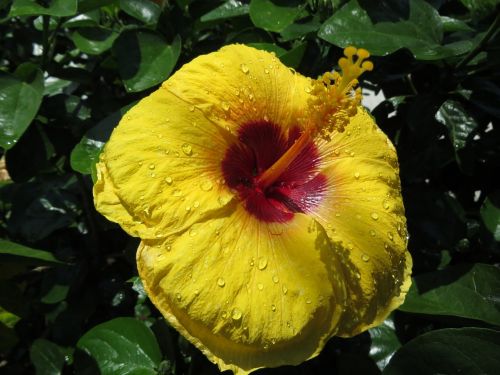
[137,209,346,374]
[165,44,310,134]
[312,108,412,336]
[93,88,234,239]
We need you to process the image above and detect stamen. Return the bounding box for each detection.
[257,47,372,189]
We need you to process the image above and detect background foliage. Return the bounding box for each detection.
[1,0,500,374]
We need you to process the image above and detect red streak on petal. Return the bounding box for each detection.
[222,121,327,223]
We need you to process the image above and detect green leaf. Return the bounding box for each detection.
[77,317,162,375]
[78,0,117,13]
[70,103,135,175]
[0,63,44,150]
[481,192,500,241]
[9,0,78,16]
[279,42,307,68]
[63,10,100,28]
[113,32,181,92]
[30,339,67,375]
[0,239,63,265]
[459,0,500,19]
[249,0,303,33]
[247,42,287,55]
[440,16,473,32]
[399,263,500,326]
[436,99,478,151]
[201,0,249,22]
[119,0,161,25]
[369,316,402,371]
[280,18,321,41]
[383,328,500,375]
[71,27,119,55]
[318,0,467,60]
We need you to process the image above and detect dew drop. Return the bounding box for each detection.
[193,201,200,208]
[231,308,242,321]
[257,283,264,291]
[221,311,228,319]
[172,189,182,197]
[272,275,279,283]
[200,180,213,191]
[185,206,191,212]
[369,229,376,237]
[305,298,312,304]
[304,86,312,93]
[181,143,193,156]
[371,212,379,220]
[282,285,288,295]
[258,257,268,270]
[189,228,198,237]
[221,101,230,111]
[217,277,225,287]
[249,258,255,267]
[264,68,269,74]
[354,171,360,179]
[354,271,361,279]
[165,176,173,184]
[149,163,155,170]
[189,105,195,112]
[387,231,394,241]
[383,200,390,210]
[175,293,182,302]
[362,254,370,262]
[271,304,276,311]
[240,63,249,74]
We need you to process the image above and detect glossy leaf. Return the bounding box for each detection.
[400,263,500,326]
[71,27,119,55]
[436,99,478,151]
[279,42,307,68]
[113,32,181,92]
[119,0,161,25]
[318,0,468,60]
[9,0,78,16]
[481,192,500,241]
[71,103,135,175]
[0,239,62,265]
[249,0,303,32]
[201,0,249,22]
[369,316,401,371]
[30,339,66,375]
[77,317,161,375]
[0,63,43,150]
[384,328,500,375]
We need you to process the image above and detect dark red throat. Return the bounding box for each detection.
[221,121,327,222]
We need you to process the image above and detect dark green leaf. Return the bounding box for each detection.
[113,32,181,92]
[247,42,287,55]
[279,42,307,68]
[318,0,467,60]
[280,18,321,41]
[0,323,18,352]
[0,239,63,265]
[249,0,303,33]
[383,328,500,375]
[78,0,117,13]
[0,63,43,150]
[30,339,66,375]
[481,192,500,241]
[440,16,473,32]
[70,103,135,175]
[119,0,161,25]
[459,0,500,19]
[63,10,100,28]
[9,0,78,16]
[77,317,161,375]
[400,263,500,326]
[71,27,119,55]
[369,316,402,371]
[436,99,478,151]
[201,0,249,22]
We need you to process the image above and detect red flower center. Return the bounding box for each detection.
[222,121,327,222]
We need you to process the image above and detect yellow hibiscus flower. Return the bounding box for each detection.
[93,44,412,374]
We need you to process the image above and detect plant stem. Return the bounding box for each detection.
[456,12,500,70]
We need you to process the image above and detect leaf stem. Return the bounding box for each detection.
[456,12,500,70]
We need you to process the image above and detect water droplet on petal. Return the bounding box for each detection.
[175,293,182,301]
[271,304,276,311]
[371,212,379,220]
[282,285,288,294]
[387,231,394,241]
[354,272,361,279]
[354,172,360,179]
[181,143,192,156]
[221,101,230,111]
[258,257,268,270]
[362,254,370,262]
[149,164,155,170]
[240,64,249,74]
[264,68,269,74]
[272,275,279,283]
[369,229,376,237]
[172,189,182,197]
[305,298,312,304]
[217,277,225,287]
[305,87,312,93]
[165,176,173,184]
[257,283,264,290]
[189,228,197,236]
[200,180,213,191]
[232,308,242,321]
[221,311,228,319]
[189,105,195,112]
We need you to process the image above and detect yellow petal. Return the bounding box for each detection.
[165,44,310,134]
[312,108,412,336]
[137,208,346,374]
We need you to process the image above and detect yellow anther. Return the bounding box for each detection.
[304,46,373,140]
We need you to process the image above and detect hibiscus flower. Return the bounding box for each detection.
[94,44,412,374]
